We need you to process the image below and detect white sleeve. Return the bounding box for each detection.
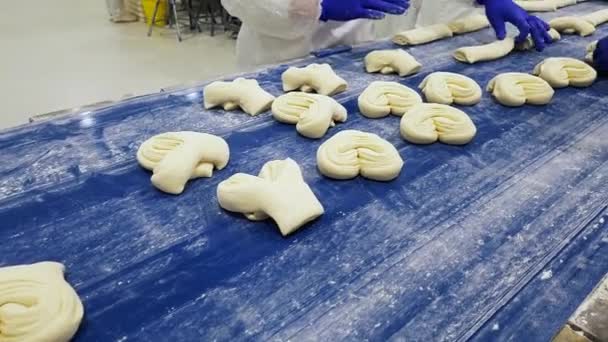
[415,0,481,27]
[221,0,321,40]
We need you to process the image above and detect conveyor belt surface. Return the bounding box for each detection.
[0,2,607,341]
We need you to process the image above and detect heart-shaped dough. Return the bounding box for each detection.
[400,103,477,145]
[487,73,554,107]
[533,57,597,88]
[550,16,595,37]
[358,81,422,118]
[317,130,404,181]
[0,262,83,342]
[419,72,482,106]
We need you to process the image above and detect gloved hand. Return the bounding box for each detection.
[593,36,608,73]
[320,0,409,22]
[481,0,553,51]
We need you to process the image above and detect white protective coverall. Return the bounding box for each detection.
[221,0,481,67]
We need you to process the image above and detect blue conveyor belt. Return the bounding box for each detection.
[1,2,607,341]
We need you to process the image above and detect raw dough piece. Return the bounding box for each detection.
[585,40,597,63]
[533,57,597,87]
[0,262,83,342]
[271,92,347,139]
[419,72,482,106]
[358,81,422,118]
[393,24,453,46]
[364,50,422,77]
[217,158,324,236]
[317,130,404,181]
[448,14,490,34]
[582,9,608,26]
[204,78,275,116]
[454,38,515,64]
[516,28,561,50]
[550,17,595,37]
[487,73,554,106]
[137,132,230,195]
[515,1,556,12]
[282,63,347,96]
[552,0,577,8]
[400,103,477,145]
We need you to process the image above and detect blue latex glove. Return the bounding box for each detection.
[481,0,553,51]
[593,36,608,73]
[320,0,409,21]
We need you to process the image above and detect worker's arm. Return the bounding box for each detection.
[479,0,552,51]
[221,0,321,40]
[593,37,608,73]
[221,0,409,40]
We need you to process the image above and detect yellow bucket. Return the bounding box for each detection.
[142,0,168,27]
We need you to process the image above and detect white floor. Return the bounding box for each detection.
[0,1,239,130]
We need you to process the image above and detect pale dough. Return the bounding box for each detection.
[516,28,561,51]
[487,73,554,106]
[364,50,422,77]
[204,78,275,116]
[582,9,608,26]
[317,130,404,181]
[0,262,83,342]
[419,72,482,106]
[533,57,597,88]
[515,1,556,12]
[550,17,596,37]
[217,158,324,236]
[393,24,453,46]
[454,38,515,64]
[358,81,423,118]
[137,131,230,195]
[400,103,477,145]
[448,14,490,34]
[586,40,597,63]
[282,63,347,96]
[552,0,577,8]
[271,92,347,139]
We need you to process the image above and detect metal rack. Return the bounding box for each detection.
[147,0,240,42]
[147,0,183,41]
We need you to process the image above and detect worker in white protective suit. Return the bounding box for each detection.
[221,0,553,67]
